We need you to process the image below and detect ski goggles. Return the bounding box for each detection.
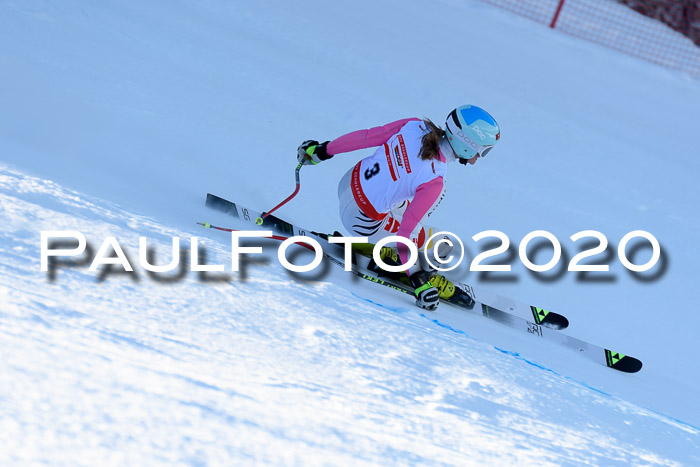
[478,145,494,157]
[455,144,494,165]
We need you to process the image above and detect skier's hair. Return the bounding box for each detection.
[418,118,446,161]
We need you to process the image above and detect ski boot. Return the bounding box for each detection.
[352,243,403,275]
[427,272,456,300]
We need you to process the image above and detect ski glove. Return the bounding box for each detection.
[410,270,440,311]
[297,140,332,165]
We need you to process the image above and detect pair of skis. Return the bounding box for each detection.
[202,193,642,373]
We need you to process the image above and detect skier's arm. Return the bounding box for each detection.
[326,118,421,155]
[396,177,445,267]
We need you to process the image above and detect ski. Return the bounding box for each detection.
[203,193,642,373]
[349,251,569,330]
[197,221,418,297]
[204,193,567,328]
[460,284,570,330]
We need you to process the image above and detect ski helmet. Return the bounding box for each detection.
[445,105,500,163]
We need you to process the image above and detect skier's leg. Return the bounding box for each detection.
[337,169,404,270]
[378,206,456,299]
[337,172,454,298]
[337,168,391,239]
[337,170,428,247]
[373,205,452,263]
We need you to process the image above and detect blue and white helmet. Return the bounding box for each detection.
[445,105,500,162]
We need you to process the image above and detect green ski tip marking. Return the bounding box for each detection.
[606,350,626,366]
[530,306,550,324]
[605,349,643,373]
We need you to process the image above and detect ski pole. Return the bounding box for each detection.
[198,221,315,251]
[199,221,416,297]
[255,160,304,225]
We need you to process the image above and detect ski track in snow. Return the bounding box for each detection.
[1,166,699,465]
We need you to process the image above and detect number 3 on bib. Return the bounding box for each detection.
[364,163,380,180]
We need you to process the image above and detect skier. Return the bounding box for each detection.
[297,105,500,311]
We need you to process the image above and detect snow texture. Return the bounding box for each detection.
[1,0,699,464]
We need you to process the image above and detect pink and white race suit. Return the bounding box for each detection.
[329,118,454,264]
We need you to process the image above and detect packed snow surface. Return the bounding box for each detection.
[1,0,699,464]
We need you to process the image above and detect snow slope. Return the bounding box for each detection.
[1,0,700,464]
